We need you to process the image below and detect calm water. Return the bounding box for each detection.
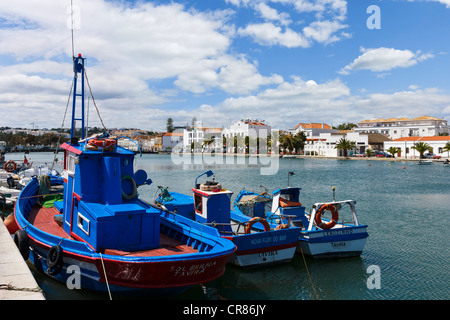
[6,152,449,300]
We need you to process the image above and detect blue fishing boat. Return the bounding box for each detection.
[11,54,235,297]
[157,171,301,268]
[234,186,369,259]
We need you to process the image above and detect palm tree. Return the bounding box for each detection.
[279,131,306,154]
[386,146,400,158]
[411,142,432,159]
[442,142,450,157]
[202,136,216,152]
[335,138,356,157]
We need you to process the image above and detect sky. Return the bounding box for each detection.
[1,0,450,132]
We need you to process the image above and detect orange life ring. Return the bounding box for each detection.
[87,138,116,151]
[315,203,339,229]
[245,217,271,234]
[4,160,17,172]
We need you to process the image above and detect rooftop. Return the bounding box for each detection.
[359,116,443,124]
[392,136,450,142]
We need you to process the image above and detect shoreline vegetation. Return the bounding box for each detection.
[6,150,447,162]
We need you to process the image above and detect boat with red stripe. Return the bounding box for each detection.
[11,54,235,297]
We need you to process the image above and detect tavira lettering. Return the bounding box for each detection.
[258,250,278,258]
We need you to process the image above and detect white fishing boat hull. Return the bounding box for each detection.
[297,226,368,258]
[230,245,297,268]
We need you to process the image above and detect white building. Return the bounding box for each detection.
[304,132,390,157]
[162,132,183,152]
[291,122,337,138]
[222,119,271,153]
[384,136,450,159]
[355,116,449,139]
[183,125,223,153]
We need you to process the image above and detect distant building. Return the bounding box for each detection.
[304,132,390,157]
[355,116,449,139]
[222,119,271,153]
[384,136,450,159]
[291,122,337,138]
[182,124,223,153]
[162,132,183,152]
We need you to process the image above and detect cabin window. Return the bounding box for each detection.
[77,212,90,236]
[194,194,203,213]
[66,152,77,175]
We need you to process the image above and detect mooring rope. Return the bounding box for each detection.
[0,283,43,293]
[300,247,319,300]
[99,252,112,300]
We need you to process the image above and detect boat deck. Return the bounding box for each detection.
[28,205,198,257]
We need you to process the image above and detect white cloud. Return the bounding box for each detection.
[339,47,434,75]
[0,0,283,129]
[231,0,350,48]
[238,23,310,48]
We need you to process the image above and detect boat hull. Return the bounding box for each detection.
[226,221,300,268]
[296,226,368,258]
[26,234,230,295]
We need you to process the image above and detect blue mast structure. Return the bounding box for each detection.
[71,54,85,141]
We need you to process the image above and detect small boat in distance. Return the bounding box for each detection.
[11,54,235,297]
[158,170,301,268]
[417,159,433,165]
[234,185,369,259]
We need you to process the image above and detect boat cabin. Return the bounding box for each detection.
[192,178,233,236]
[271,187,308,229]
[60,139,156,252]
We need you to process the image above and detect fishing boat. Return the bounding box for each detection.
[11,54,235,297]
[417,159,433,165]
[157,171,301,268]
[234,186,369,259]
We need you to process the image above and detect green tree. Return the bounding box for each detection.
[411,142,432,159]
[166,118,174,133]
[333,122,358,130]
[202,136,216,151]
[279,131,306,154]
[442,142,450,157]
[386,146,400,157]
[335,138,356,157]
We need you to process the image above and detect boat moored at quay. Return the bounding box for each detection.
[10,54,235,297]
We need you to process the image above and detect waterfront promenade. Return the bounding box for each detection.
[0,218,45,300]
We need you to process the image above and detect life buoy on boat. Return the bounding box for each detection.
[14,229,29,260]
[87,138,117,151]
[121,175,137,200]
[4,160,17,172]
[245,217,271,234]
[314,203,339,230]
[47,245,64,275]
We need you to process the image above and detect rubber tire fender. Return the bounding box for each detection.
[47,245,63,275]
[14,229,29,260]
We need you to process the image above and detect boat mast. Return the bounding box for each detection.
[70,54,85,142]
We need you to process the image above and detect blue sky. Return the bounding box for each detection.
[1,0,450,131]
